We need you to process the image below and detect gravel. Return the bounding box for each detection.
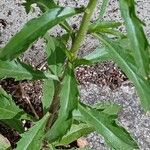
[80,84,150,149]
[0,0,150,149]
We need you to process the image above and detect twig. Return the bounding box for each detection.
[70,0,97,57]
[19,83,39,120]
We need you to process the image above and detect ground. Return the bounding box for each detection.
[0,0,150,149]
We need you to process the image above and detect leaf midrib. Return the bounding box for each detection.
[80,105,131,149]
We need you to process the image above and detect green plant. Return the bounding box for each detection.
[0,0,149,149]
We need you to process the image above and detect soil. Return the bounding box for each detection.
[0,62,127,149]
[0,78,43,118]
[0,0,150,150]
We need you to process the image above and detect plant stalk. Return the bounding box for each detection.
[70,0,97,57]
[45,60,68,130]
[46,0,97,131]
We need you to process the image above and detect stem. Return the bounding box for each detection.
[45,81,61,130]
[45,0,97,131]
[45,60,68,130]
[70,0,97,56]
[19,83,39,119]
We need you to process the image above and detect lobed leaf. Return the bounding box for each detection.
[0,59,58,81]
[16,113,49,150]
[79,103,139,150]
[119,0,150,78]
[0,7,79,61]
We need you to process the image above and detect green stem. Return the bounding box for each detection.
[70,0,97,57]
[45,60,68,130]
[46,0,97,131]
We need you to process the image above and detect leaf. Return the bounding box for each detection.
[45,65,79,142]
[0,59,58,81]
[96,34,150,111]
[42,79,55,114]
[72,109,83,122]
[119,0,149,78]
[23,0,57,13]
[73,59,91,68]
[83,46,111,63]
[89,21,122,32]
[73,103,121,122]
[16,113,49,150]
[79,103,139,150]
[97,29,125,38]
[0,7,79,61]
[60,20,73,34]
[42,34,67,114]
[56,123,94,146]
[92,102,122,115]
[0,134,11,150]
[0,87,31,120]
[89,21,124,38]
[1,119,24,133]
[98,0,109,20]
[44,34,66,76]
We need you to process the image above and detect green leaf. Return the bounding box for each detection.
[89,21,124,38]
[0,134,11,150]
[83,46,111,63]
[73,103,121,122]
[89,21,122,32]
[1,119,24,133]
[119,0,149,78]
[79,103,139,150]
[0,7,79,61]
[56,123,94,146]
[42,34,67,114]
[44,35,66,76]
[98,0,109,20]
[92,102,122,115]
[0,87,31,120]
[60,20,73,34]
[72,109,83,122]
[0,59,58,81]
[96,34,150,111]
[23,0,57,13]
[96,29,125,38]
[16,113,49,150]
[45,65,79,142]
[42,79,55,114]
